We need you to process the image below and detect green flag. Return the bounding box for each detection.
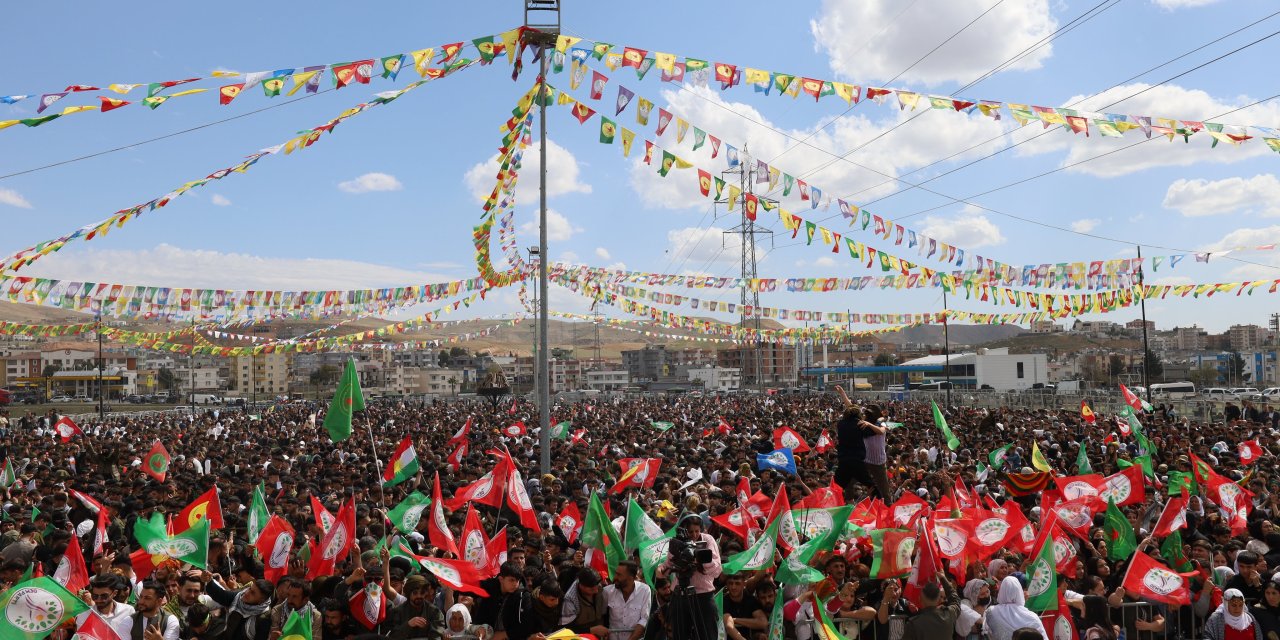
[247,482,269,545]
[649,420,674,432]
[1024,531,1058,612]
[767,583,786,640]
[774,542,826,585]
[988,443,1013,471]
[280,608,314,640]
[1160,529,1193,572]
[793,505,853,551]
[599,117,616,144]
[0,576,90,639]
[386,492,431,535]
[714,589,726,639]
[1076,441,1093,475]
[581,492,625,578]
[323,358,365,443]
[1103,498,1136,561]
[549,420,572,440]
[724,518,780,574]
[638,530,675,586]
[1167,470,1195,496]
[375,535,420,567]
[0,458,15,487]
[134,513,210,568]
[658,150,675,177]
[623,498,665,552]
[931,401,960,451]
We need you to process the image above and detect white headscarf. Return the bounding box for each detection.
[1218,589,1254,632]
[983,576,1048,640]
[445,603,473,636]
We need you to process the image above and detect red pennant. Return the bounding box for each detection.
[1122,551,1190,606]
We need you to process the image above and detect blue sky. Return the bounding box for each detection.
[1,0,1279,333]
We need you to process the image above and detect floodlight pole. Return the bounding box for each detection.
[1137,245,1152,406]
[523,14,559,475]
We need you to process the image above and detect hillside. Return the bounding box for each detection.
[878,323,1027,347]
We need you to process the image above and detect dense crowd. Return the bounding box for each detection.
[1,387,1278,640]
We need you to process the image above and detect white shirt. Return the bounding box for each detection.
[604,581,652,640]
[77,601,136,639]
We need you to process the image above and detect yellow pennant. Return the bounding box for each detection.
[654,52,675,72]
[620,128,636,157]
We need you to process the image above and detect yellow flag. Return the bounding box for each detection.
[1031,442,1051,472]
[555,35,581,53]
[832,82,857,104]
[674,156,692,169]
[744,68,770,85]
[654,52,676,72]
[107,83,142,94]
[728,185,741,211]
[499,28,521,63]
[210,70,240,78]
[605,52,623,70]
[60,105,98,115]
[620,128,636,157]
[168,88,207,99]
[0,120,19,130]
[288,71,320,95]
[410,48,435,76]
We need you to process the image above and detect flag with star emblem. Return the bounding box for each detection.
[323,358,364,442]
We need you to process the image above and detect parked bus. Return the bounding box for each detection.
[1150,381,1196,399]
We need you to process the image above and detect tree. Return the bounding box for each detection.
[447,376,458,397]
[449,347,468,358]
[1108,354,1126,379]
[437,351,451,367]
[1143,349,1164,380]
[158,367,175,391]
[309,364,338,387]
[1229,351,1247,384]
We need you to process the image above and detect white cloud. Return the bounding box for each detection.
[628,85,1010,214]
[338,172,403,194]
[919,208,1006,248]
[810,0,1058,86]
[0,188,33,209]
[1070,218,1101,233]
[24,243,452,290]
[1014,83,1280,177]
[1152,0,1223,9]
[463,139,591,203]
[594,247,611,260]
[210,194,231,206]
[666,226,739,267]
[520,209,582,242]
[1162,174,1280,217]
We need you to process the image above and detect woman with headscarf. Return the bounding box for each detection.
[1204,588,1263,640]
[955,579,991,640]
[1251,581,1280,640]
[983,576,1048,640]
[1079,595,1118,640]
[443,602,491,639]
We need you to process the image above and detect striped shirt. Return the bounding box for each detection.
[864,429,887,465]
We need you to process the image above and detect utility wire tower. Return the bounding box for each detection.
[720,145,774,390]
[524,0,559,474]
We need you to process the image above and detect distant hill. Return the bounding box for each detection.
[878,323,1027,347]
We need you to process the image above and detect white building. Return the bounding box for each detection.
[173,366,226,392]
[585,370,629,393]
[900,348,1048,391]
[687,366,742,392]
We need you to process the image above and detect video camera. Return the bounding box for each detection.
[669,515,713,575]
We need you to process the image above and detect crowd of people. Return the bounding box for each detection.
[0,386,1278,640]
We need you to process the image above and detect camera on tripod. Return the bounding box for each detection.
[669,529,713,574]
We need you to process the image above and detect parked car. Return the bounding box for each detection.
[1203,388,1231,400]
[1230,387,1260,400]
[50,395,73,403]
[1262,388,1280,400]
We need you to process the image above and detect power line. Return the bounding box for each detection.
[0,89,334,181]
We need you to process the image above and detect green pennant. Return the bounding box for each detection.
[581,492,625,578]
[648,420,674,432]
[247,482,269,545]
[692,127,706,151]
[623,498,666,552]
[988,443,1013,471]
[638,530,675,586]
[1024,531,1059,612]
[322,358,364,442]
[932,401,961,451]
[599,117,616,144]
[1103,498,1136,561]
[723,518,780,574]
[1160,529,1193,572]
[1076,441,1093,475]
[386,491,431,534]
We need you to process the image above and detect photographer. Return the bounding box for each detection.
[656,514,722,640]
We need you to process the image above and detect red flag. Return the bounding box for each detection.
[1122,551,1190,606]
[311,495,336,533]
[254,515,295,583]
[1080,400,1096,425]
[508,396,518,415]
[570,429,587,446]
[735,476,751,508]
[74,611,124,640]
[218,83,243,105]
[1003,502,1036,555]
[904,522,940,608]
[815,429,834,454]
[869,528,916,579]
[1041,595,1079,640]
[307,498,354,579]
[717,417,733,435]
[428,472,459,557]
[610,458,661,494]
[1240,440,1264,465]
[970,510,1019,560]
[1048,497,1097,539]
[1101,466,1145,507]
[484,527,509,578]
[418,556,490,597]
[55,416,84,442]
[622,47,648,69]
[1153,492,1189,537]
[53,531,89,593]
[65,84,99,92]
[446,454,510,511]
[796,481,844,510]
[142,440,170,482]
[93,507,109,556]
[504,458,541,533]
[1204,472,1252,534]
[766,485,800,553]
[772,426,810,453]
[503,421,527,437]
[557,501,583,544]
[349,582,387,629]
[890,492,929,527]
[952,477,976,509]
[460,506,490,572]
[446,441,468,473]
[448,416,472,446]
[714,62,737,85]
[931,517,974,561]
[1056,474,1105,503]
[711,507,754,543]
[1119,384,1145,413]
[70,489,103,514]
[174,486,224,533]
[743,491,771,521]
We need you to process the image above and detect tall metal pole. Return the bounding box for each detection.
[189,317,196,417]
[942,289,952,407]
[537,53,551,474]
[1137,245,1153,406]
[96,315,105,420]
